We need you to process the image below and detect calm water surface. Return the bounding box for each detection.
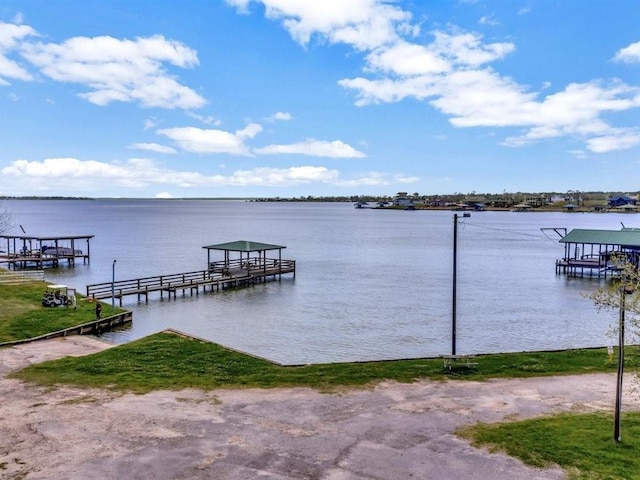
[5,199,636,364]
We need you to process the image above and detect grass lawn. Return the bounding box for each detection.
[11,330,640,393]
[0,281,126,343]
[459,412,640,480]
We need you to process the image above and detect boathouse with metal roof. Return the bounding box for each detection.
[556,228,640,277]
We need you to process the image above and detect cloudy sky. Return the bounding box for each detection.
[1,0,639,198]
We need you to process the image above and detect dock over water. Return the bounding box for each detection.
[554,227,640,277]
[0,234,93,269]
[87,240,295,304]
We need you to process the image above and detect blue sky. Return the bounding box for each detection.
[1,0,639,198]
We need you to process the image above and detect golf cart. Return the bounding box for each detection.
[42,284,76,308]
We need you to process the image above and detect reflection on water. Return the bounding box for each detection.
[6,199,633,364]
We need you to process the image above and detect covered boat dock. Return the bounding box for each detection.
[203,240,295,282]
[0,234,93,269]
[556,228,640,277]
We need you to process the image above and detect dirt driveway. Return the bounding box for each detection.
[0,336,635,479]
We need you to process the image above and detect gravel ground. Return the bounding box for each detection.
[1,336,636,480]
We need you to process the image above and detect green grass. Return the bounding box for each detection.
[459,412,640,480]
[0,281,125,343]
[10,331,640,394]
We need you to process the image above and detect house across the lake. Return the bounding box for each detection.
[392,192,415,208]
[608,195,637,208]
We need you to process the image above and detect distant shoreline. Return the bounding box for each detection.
[2,196,637,213]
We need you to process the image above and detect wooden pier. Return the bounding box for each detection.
[555,257,612,278]
[0,234,93,270]
[86,257,296,305]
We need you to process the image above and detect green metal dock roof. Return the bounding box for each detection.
[202,240,286,252]
[560,229,640,247]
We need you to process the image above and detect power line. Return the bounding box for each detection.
[461,221,554,241]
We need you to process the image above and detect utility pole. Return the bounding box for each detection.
[452,212,470,356]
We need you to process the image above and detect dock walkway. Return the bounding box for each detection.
[86,258,295,305]
[554,256,613,278]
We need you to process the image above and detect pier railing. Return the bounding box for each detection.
[209,257,294,275]
[86,269,216,299]
[86,257,295,303]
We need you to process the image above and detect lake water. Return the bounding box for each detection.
[4,199,636,364]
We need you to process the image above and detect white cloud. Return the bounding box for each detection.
[335,171,418,187]
[254,139,366,158]
[342,30,640,153]
[0,156,420,195]
[268,111,292,121]
[2,157,133,186]
[20,33,206,109]
[226,0,412,50]
[364,41,450,76]
[0,22,37,84]
[430,31,515,67]
[540,82,638,120]
[226,0,252,14]
[230,166,340,185]
[479,14,499,26]
[233,3,640,154]
[157,123,263,155]
[186,111,221,125]
[586,131,640,153]
[395,175,420,184]
[500,81,640,149]
[237,123,263,139]
[144,118,158,130]
[568,149,588,159]
[614,41,640,64]
[128,143,177,154]
[0,157,347,190]
[430,69,538,127]
[338,75,441,106]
